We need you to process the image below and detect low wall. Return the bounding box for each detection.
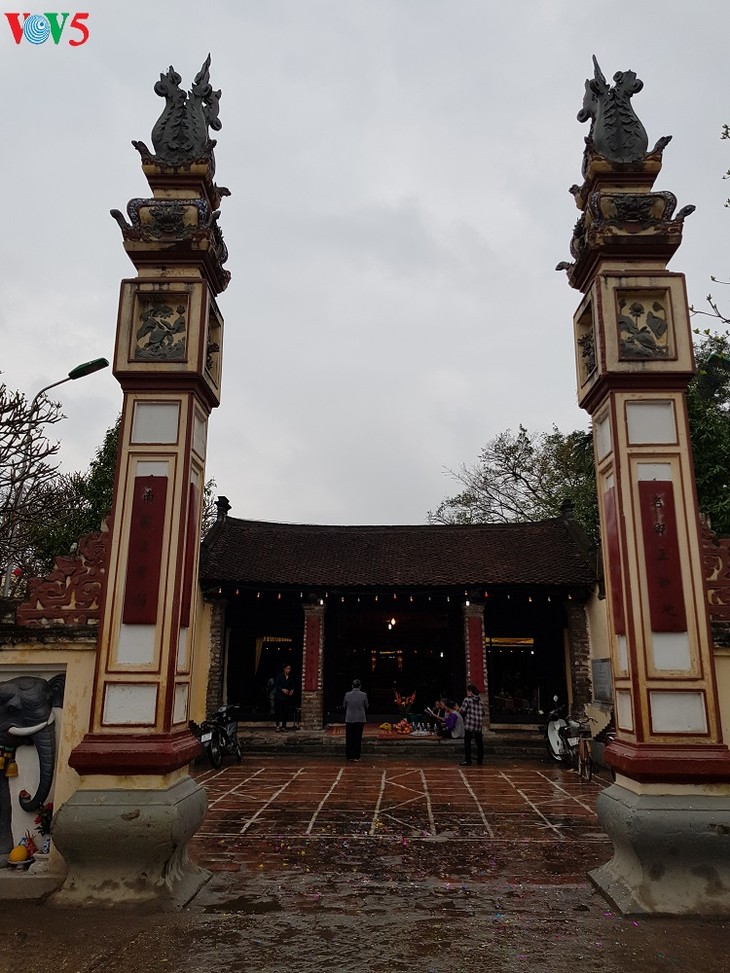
[0,629,97,850]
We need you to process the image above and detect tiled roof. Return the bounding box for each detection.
[200,517,596,589]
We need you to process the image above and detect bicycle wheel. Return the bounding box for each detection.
[207,730,223,769]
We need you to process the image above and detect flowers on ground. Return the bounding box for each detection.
[34,802,53,837]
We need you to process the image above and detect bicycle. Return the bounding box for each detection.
[575,719,594,782]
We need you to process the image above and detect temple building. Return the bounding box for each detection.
[198,500,599,729]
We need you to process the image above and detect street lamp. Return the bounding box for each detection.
[1,357,110,597]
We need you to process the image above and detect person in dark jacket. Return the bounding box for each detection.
[274,664,295,731]
[343,679,369,761]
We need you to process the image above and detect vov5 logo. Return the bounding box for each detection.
[4,12,90,46]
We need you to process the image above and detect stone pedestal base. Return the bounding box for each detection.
[301,690,323,730]
[49,775,208,910]
[590,782,730,915]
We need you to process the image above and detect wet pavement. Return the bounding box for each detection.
[3,754,728,973]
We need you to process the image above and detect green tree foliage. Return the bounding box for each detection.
[26,416,121,573]
[428,424,599,542]
[687,329,730,534]
[1,382,65,596]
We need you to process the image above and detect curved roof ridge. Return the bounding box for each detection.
[201,516,596,589]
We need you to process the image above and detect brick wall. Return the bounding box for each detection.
[565,601,592,715]
[205,598,227,715]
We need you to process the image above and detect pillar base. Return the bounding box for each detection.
[49,775,208,910]
[590,782,730,915]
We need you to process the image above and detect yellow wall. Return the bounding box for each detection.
[0,641,96,846]
[715,649,730,743]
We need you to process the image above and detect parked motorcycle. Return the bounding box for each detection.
[539,695,582,765]
[189,704,242,769]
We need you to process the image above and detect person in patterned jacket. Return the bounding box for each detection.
[459,684,484,766]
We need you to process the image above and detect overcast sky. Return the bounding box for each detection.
[2,1,729,526]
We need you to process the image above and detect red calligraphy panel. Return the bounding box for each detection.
[603,486,626,634]
[304,613,321,691]
[122,475,167,625]
[467,615,485,691]
[638,479,687,632]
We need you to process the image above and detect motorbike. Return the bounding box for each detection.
[189,704,242,769]
[539,695,583,765]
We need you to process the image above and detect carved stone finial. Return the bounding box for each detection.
[577,55,669,173]
[135,54,222,166]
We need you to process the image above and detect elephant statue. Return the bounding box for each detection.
[0,674,65,864]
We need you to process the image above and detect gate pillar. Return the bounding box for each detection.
[561,59,730,913]
[51,57,231,908]
[463,596,489,727]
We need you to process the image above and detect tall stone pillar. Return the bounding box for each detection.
[463,596,489,727]
[560,59,730,913]
[301,600,325,729]
[52,57,231,908]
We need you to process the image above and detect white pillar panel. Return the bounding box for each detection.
[626,401,677,444]
[173,683,189,724]
[596,413,612,459]
[636,462,673,482]
[192,413,207,459]
[131,401,180,444]
[117,623,156,666]
[615,689,634,731]
[651,632,691,671]
[650,691,708,734]
[103,684,158,725]
[136,461,169,477]
[177,627,189,671]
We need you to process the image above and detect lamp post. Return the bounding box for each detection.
[1,357,109,597]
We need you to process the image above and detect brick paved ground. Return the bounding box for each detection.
[4,755,728,973]
[190,757,611,884]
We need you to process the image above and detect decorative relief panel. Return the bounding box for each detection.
[133,297,188,362]
[616,291,672,361]
[205,301,223,387]
[575,302,596,385]
[16,529,109,628]
[702,523,730,622]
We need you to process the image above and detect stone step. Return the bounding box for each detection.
[235,727,547,760]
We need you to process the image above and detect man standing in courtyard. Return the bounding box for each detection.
[274,663,295,731]
[343,678,369,762]
[459,684,484,766]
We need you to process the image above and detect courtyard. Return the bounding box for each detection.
[2,754,728,973]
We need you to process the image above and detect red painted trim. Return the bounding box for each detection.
[580,372,693,415]
[69,730,202,776]
[122,475,168,624]
[180,483,198,627]
[606,739,730,783]
[603,486,626,634]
